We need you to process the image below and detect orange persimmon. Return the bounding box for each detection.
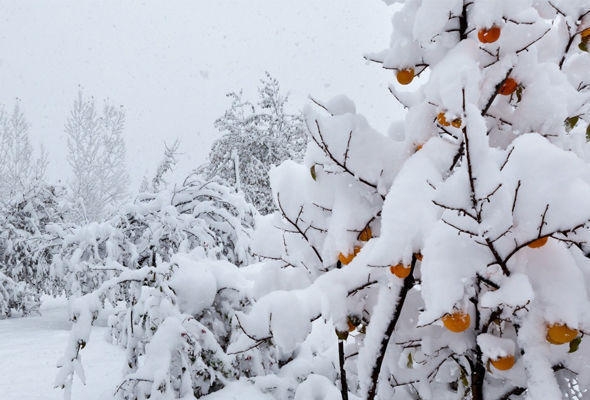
[528,236,548,248]
[396,68,415,85]
[498,77,518,95]
[338,246,361,265]
[546,323,579,345]
[478,25,501,43]
[390,263,411,279]
[442,311,471,333]
[490,355,515,371]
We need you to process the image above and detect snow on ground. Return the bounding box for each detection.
[0,297,124,400]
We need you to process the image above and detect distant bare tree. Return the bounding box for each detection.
[66,91,129,222]
[0,102,47,202]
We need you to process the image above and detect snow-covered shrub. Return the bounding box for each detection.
[232,1,590,399]
[207,73,307,215]
[53,173,256,297]
[56,175,257,399]
[0,271,37,318]
[0,185,66,317]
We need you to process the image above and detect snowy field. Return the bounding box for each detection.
[0,297,276,400]
[0,297,124,400]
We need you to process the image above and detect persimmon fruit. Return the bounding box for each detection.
[546,323,579,345]
[451,118,462,128]
[498,78,518,95]
[390,263,411,279]
[442,311,471,333]
[490,355,515,371]
[358,226,372,242]
[338,246,361,265]
[437,112,450,127]
[478,25,501,43]
[347,315,360,332]
[581,27,590,39]
[528,236,548,248]
[396,68,415,85]
[437,112,462,128]
[347,319,356,332]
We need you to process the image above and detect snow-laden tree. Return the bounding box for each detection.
[66,91,129,222]
[0,102,47,202]
[0,184,67,317]
[55,174,257,399]
[231,1,590,400]
[207,73,307,215]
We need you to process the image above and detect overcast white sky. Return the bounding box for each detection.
[0,1,401,188]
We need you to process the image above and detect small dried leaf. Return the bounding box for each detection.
[569,336,582,353]
[310,165,317,181]
[515,86,523,103]
[565,116,579,132]
[335,329,349,341]
[460,367,469,388]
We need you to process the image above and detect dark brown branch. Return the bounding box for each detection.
[485,238,511,276]
[487,224,513,244]
[348,279,378,297]
[312,202,332,212]
[311,120,383,197]
[484,113,514,127]
[449,141,465,172]
[309,96,333,116]
[559,29,577,68]
[226,338,270,355]
[461,88,479,213]
[458,1,468,40]
[366,255,417,400]
[338,339,349,400]
[504,18,535,25]
[512,180,521,213]
[482,68,513,116]
[498,386,526,400]
[476,274,500,290]
[538,204,550,237]
[516,28,551,54]
[234,314,272,343]
[480,183,503,203]
[548,1,565,16]
[388,85,410,109]
[432,200,478,221]
[343,130,353,168]
[500,147,514,171]
[442,218,479,237]
[503,217,590,265]
[276,193,324,264]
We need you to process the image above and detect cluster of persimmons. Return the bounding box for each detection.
[338,226,579,372]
